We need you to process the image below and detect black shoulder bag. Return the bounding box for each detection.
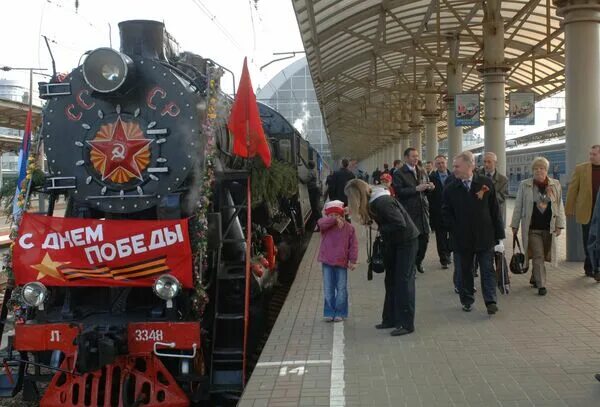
[510,235,529,274]
[366,226,385,280]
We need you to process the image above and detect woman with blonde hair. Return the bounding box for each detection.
[344,179,419,336]
[511,156,566,295]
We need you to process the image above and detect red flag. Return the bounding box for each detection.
[228,58,271,167]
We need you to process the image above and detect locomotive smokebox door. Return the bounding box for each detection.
[41,20,204,214]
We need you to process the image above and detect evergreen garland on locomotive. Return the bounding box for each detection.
[0,20,321,406]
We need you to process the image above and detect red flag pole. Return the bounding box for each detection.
[242,118,251,386]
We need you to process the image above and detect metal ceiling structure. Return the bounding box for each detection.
[0,99,42,132]
[292,0,565,159]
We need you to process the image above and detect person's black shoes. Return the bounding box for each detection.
[416,264,425,273]
[594,272,600,282]
[375,323,393,329]
[462,304,472,312]
[441,263,449,269]
[486,303,498,315]
[595,373,600,382]
[390,327,414,336]
[538,287,547,296]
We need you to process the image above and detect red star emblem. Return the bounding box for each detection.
[87,117,152,182]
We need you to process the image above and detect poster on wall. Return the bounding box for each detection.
[509,92,535,125]
[455,93,480,127]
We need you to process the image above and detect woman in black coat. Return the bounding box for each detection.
[345,179,420,336]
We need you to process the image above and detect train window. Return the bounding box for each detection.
[279,139,292,162]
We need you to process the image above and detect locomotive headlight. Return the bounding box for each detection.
[82,48,134,93]
[153,274,181,301]
[22,282,48,308]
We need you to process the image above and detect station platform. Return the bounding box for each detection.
[240,200,600,407]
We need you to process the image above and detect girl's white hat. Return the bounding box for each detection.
[323,200,345,216]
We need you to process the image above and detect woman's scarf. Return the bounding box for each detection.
[533,177,552,214]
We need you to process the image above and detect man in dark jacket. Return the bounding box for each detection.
[372,167,382,185]
[301,160,320,225]
[429,155,453,268]
[329,159,356,205]
[442,151,505,315]
[390,159,402,177]
[393,147,434,273]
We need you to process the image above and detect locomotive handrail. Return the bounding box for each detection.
[153,341,197,359]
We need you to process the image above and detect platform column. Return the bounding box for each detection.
[481,0,508,176]
[410,96,423,157]
[386,144,394,167]
[398,100,410,159]
[424,68,439,161]
[555,0,600,261]
[394,141,403,163]
[446,34,463,160]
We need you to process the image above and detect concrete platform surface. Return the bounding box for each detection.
[240,200,600,407]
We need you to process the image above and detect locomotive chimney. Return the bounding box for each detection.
[118,20,167,61]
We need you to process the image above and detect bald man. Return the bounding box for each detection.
[480,152,509,223]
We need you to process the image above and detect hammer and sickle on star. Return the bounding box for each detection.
[112,143,126,160]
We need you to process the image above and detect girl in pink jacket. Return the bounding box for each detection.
[317,200,358,322]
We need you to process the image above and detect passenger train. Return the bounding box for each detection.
[467,124,566,197]
[0,20,327,406]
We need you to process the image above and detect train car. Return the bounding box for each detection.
[0,20,317,406]
[467,124,566,199]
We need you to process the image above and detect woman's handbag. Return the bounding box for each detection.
[366,226,385,280]
[510,235,529,274]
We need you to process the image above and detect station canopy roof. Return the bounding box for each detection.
[0,99,42,131]
[292,0,565,159]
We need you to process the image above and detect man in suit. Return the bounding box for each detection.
[393,147,434,273]
[329,158,356,205]
[480,152,509,224]
[390,159,402,177]
[429,155,453,269]
[442,151,505,315]
[566,145,600,277]
[424,161,434,177]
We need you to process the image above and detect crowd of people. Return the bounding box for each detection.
[316,145,600,344]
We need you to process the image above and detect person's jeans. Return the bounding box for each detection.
[583,222,593,275]
[458,248,497,306]
[382,238,418,330]
[322,264,348,318]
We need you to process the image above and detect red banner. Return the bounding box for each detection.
[13,213,193,288]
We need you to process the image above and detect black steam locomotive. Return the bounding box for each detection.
[0,20,325,406]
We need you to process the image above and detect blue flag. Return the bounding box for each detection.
[13,108,32,221]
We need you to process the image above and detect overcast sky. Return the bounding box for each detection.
[0,0,305,95]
